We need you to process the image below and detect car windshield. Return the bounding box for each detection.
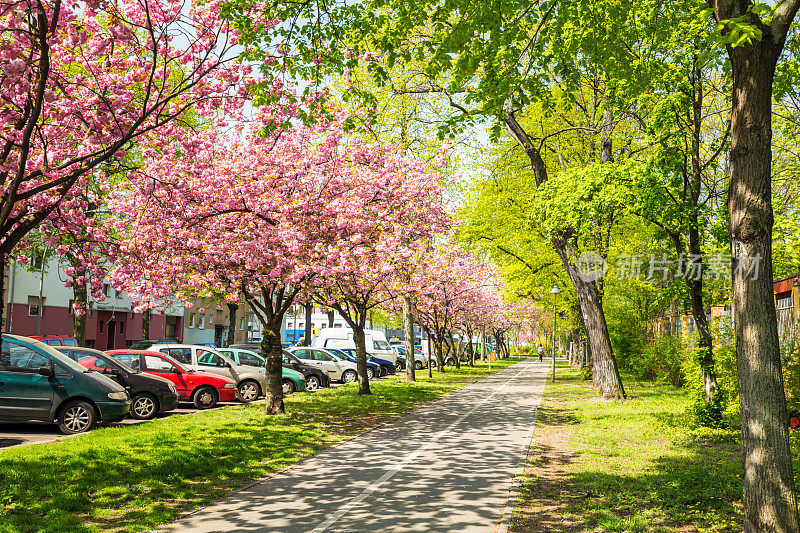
[374,340,390,351]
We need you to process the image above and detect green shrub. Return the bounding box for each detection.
[634,336,685,386]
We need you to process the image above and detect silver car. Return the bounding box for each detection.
[149,344,267,402]
[288,347,358,384]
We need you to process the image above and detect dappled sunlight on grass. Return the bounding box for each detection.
[512,362,745,533]
[0,358,518,532]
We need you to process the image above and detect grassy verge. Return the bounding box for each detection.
[0,358,517,533]
[512,362,745,533]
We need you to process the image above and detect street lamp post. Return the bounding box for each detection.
[550,284,560,383]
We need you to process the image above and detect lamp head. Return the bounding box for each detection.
[550,285,561,295]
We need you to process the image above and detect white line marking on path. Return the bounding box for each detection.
[309,360,538,533]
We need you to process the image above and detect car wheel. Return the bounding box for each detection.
[305,375,321,392]
[445,358,456,366]
[237,380,261,403]
[395,361,404,372]
[415,361,423,370]
[282,379,296,395]
[58,400,96,434]
[366,367,375,379]
[130,393,159,420]
[380,367,388,377]
[342,370,357,383]
[192,386,218,409]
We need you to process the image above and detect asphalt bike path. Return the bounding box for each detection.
[158,358,549,533]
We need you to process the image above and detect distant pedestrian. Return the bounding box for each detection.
[537,345,544,362]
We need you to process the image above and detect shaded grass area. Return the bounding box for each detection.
[512,363,748,533]
[0,358,517,533]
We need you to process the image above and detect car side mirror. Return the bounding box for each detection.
[37,365,52,377]
[172,367,182,374]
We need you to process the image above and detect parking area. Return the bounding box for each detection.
[0,402,241,449]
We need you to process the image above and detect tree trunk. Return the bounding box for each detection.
[226,302,239,348]
[447,331,461,368]
[727,37,799,533]
[481,329,486,361]
[327,309,335,327]
[260,326,284,415]
[0,252,6,333]
[403,295,416,382]
[427,334,433,378]
[434,336,445,372]
[352,326,372,394]
[468,328,474,367]
[304,303,312,346]
[142,309,150,340]
[72,271,87,346]
[557,244,625,399]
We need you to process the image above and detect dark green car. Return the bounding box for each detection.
[0,334,131,434]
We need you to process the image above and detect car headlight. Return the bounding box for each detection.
[107,392,128,401]
[222,383,236,389]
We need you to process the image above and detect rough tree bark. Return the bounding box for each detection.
[403,295,416,382]
[226,302,238,348]
[705,0,800,528]
[260,325,284,415]
[351,326,372,395]
[142,309,150,340]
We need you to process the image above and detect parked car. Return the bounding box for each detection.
[218,347,306,395]
[288,347,359,384]
[337,348,396,375]
[54,346,179,420]
[28,335,78,347]
[393,345,427,370]
[311,328,397,364]
[325,348,383,378]
[0,334,130,434]
[108,349,237,408]
[148,344,267,403]
[281,350,330,392]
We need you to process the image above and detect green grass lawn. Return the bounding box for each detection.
[0,359,517,533]
[511,363,761,532]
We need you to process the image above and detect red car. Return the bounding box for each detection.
[107,349,237,409]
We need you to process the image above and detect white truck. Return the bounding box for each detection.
[311,328,397,364]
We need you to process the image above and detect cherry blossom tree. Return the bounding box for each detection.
[0,0,271,326]
[106,109,449,409]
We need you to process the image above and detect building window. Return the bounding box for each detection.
[189,313,195,328]
[68,299,74,316]
[120,321,125,334]
[27,296,44,317]
[334,323,343,328]
[199,314,205,328]
[240,317,244,330]
[103,284,110,297]
[99,320,104,333]
[115,289,123,298]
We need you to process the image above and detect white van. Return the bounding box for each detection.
[311,328,397,364]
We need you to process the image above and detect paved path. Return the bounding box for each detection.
[159,358,548,533]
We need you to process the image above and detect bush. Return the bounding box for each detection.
[632,336,685,386]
